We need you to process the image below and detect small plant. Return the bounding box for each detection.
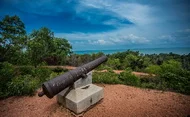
[92,71,122,84]
[15,66,35,76]
[160,72,190,94]
[0,62,15,98]
[141,82,157,89]
[46,72,64,81]
[52,67,68,73]
[118,70,140,86]
[7,75,39,96]
[145,65,162,75]
[34,67,52,82]
[95,65,113,71]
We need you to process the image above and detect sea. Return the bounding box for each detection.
[73,47,190,55]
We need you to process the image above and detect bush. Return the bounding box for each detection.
[52,67,68,73]
[139,75,167,90]
[0,62,15,94]
[7,75,39,96]
[92,71,122,84]
[96,65,113,71]
[140,75,161,83]
[145,65,162,74]
[118,70,140,86]
[160,60,182,74]
[106,58,121,69]
[46,72,64,81]
[160,72,189,94]
[15,66,35,76]
[34,67,52,82]
[141,82,157,89]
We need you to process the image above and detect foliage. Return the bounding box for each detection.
[0,15,27,64]
[106,58,121,70]
[160,60,182,74]
[92,71,122,84]
[139,75,165,90]
[0,62,65,98]
[65,52,105,67]
[47,71,65,81]
[140,82,157,89]
[51,67,68,73]
[7,75,39,96]
[27,28,72,67]
[96,65,113,72]
[145,65,162,74]
[160,72,190,94]
[51,37,72,65]
[118,70,140,86]
[142,60,190,94]
[27,27,54,67]
[34,67,52,82]
[15,66,35,76]
[0,62,15,98]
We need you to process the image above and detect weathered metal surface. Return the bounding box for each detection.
[38,55,108,98]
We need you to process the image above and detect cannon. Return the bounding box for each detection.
[38,55,108,99]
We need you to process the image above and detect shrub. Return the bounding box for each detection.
[46,72,64,81]
[15,66,35,76]
[160,72,189,94]
[52,67,68,73]
[145,65,162,74]
[34,67,52,82]
[0,62,15,94]
[7,75,39,96]
[92,71,122,84]
[96,65,113,71]
[140,76,155,83]
[139,75,167,90]
[141,82,157,89]
[118,70,140,86]
[160,60,182,74]
[106,58,121,70]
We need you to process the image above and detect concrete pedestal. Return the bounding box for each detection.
[65,84,103,114]
[56,72,103,114]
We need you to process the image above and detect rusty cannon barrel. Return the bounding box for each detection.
[38,55,108,98]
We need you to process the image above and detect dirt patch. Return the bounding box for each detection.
[44,66,154,77]
[1,84,189,117]
[96,69,154,77]
[43,66,77,70]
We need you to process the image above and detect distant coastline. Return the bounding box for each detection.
[73,47,190,55]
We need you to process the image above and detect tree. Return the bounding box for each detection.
[0,15,26,63]
[106,58,121,69]
[27,27,54,67]
[123,54,138,70]
[27,27,72,67]
[45,37,72,65]
[161,60,182,74]
[145,65,162,74]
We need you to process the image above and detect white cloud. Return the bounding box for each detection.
[178,29,190,33]
[88,39,114,45]
[55,29,150,48]
[159,35,174,40]
[78,0,157,25]
[158,35,175,43]
[158,28,190,44]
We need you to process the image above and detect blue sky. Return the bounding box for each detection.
[0,0,190,51]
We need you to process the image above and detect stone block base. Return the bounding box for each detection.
[57,84,103,114]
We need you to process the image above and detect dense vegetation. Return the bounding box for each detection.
[0,15,71,98]
[0,15,190,99]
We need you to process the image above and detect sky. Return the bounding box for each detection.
[0,0,190,51]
